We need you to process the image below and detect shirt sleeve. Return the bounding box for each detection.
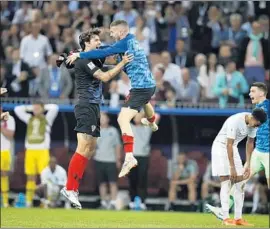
[45,104,59,126]
[7,117,16,132]
[84,60,101,76]
[40,169,48,184]
[248,127,257,138]
[14,105,32,124]
[79,40,128,59]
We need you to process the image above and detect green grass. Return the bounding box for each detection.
[1,208,269,228]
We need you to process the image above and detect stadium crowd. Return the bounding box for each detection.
[1,1,269,108]
[0,1,269,213]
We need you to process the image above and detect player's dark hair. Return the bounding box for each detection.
[252,108,267,125]
[251,82,268,96]
[79,28,101,50]
[110,20,129,27]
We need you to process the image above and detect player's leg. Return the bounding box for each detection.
[117,107,138,177]
[128,162,139,209]
[108,163,118,209]
[187,180,197,211]
[233,151,253,226]
[35,184,49,208]
[24,149,37,207]
[137,157,148,210]
[61,103,100,209]
[259,152,269,188]
[1,150,11,208]
[95,161,108,209]
[62,133,97,209]
[141,102,158,132]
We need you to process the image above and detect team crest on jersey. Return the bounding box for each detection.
[91,125,96,132]
[87,62,95,70]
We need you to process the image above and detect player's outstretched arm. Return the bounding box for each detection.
[93,52,133,82]
[66,41,127,64]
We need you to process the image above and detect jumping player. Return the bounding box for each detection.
[210,108,267,226]
[206,82,269,220]
[66,20,158,178]
[59,28,133,209]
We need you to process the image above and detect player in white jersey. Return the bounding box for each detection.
[14,102,59,207]
[0,107,15,207]
[211,108,267,226]
[207,82,269,221]
[36,156,69,208]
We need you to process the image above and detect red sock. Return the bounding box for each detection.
[122,134,134,153]
[66,152,88,191]
[147,115,156,123]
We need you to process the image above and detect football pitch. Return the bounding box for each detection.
[1,208,269,228]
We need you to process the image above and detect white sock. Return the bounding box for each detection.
[125,153,134,160]
[110,200,116,205]
[220,180,231,220]
[252,185,259,213]
[234,180,245,220]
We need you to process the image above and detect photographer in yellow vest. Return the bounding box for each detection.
[14,102,59,207]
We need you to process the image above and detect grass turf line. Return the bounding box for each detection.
[1,208,269,228]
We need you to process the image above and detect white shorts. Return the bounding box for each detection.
[211,142,243,177]
[251,149,269,179]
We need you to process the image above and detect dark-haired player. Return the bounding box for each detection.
[59,28,133,209]
[66,20,158,178]
[210,108,267,226]
[207,82,269,223]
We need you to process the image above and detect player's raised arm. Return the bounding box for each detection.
[67,41,127,64]
[93,52,133,82]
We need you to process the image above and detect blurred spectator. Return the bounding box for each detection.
[188,2,213,54]
[130,15,151,61]
[129,112,160,210]
[218,44,232,67]
[221,14,247,52]
[36,156,69,209]
[152,64,172,102]
[160,51,182,91]
[254,1,270,17]
[238,21,269,85]
[97,1,114,28]
[59,28,79,54]
[14,103,59,207]
[259,15,269,40]
[94,113,122,210]
[200,162,220,212]
[20,21,53,69]
[113,1,138,28]
[189,53,206,80]
[145,4,168,53]
[0,107,15,208]
[0,1,14,27]
[177,68,200,104]
[163,87,177,108]
[213,60,249,108]
[206,6,223,54]
[2,24,20,49]
[4,46,14,64]
[54,3,72,35]
[12,2,32,25]
[171,39,194,68]
[165,153,198,211]
[5,48,35,97]
[198,53,224,101]
[117,72,131,97]
[175,2,191,51]
[38,53,73,99]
